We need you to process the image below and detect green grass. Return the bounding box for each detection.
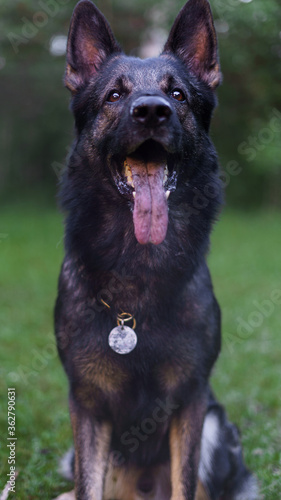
[0,204,280,499]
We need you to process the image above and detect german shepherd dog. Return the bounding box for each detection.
[54,1,259,499]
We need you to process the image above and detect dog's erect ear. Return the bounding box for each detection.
[65,0,122,93]
[163,0,221,90]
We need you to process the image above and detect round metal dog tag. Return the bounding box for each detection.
[108,325,137,354]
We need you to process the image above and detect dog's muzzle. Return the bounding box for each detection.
[121,97,174,246]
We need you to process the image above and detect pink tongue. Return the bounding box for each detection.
[127,157,168,245]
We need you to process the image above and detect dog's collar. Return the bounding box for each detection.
[101,299,137,355]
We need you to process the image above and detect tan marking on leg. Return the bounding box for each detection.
[70,397,112,500]
[88,421,112,498]
[169,398,207,500]
[195,480,211,500]
[169,415,188,500]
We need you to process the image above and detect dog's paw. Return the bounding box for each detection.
[52,491,75,500]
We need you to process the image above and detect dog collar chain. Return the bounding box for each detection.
[100,299,137,355]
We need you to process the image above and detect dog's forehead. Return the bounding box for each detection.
[104,55,184,89]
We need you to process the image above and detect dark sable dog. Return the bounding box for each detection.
[54,1,258,499]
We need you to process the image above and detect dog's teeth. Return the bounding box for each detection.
[133,191,136,198]
[124,161,135,188]
[165,190,170,199]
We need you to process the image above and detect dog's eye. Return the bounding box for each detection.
[171,89,185,102]
[107,90,121,103]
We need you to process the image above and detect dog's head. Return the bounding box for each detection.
[64,0,222,246]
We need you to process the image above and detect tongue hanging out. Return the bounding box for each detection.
[126,155,169,245]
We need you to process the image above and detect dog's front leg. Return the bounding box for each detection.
[69,396,112,500]
[169,396,207,500]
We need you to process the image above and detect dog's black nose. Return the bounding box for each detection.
[131,96,172,127]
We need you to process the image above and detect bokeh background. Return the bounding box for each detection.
[1,0,281,206]
[0,0,280,498]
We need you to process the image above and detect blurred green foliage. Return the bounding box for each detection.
[0,0,280,208]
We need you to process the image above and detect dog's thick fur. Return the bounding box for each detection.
[54,1,258,499]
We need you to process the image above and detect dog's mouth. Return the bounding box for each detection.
[115,140,177,245]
